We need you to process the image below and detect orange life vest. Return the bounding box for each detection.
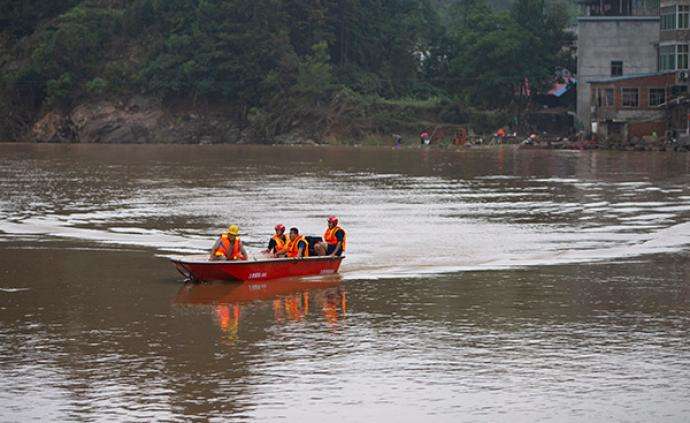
[213,235,246,260]
[271,234,287,253]
[287,235,309,258]
[323,226,347,253]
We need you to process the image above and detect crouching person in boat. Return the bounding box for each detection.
[315,215,347,256]
[285,227,309,259]
[264,224,288,257]
[210,224,248,261]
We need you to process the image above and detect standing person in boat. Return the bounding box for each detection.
[210,224,248,261]
[315,215,347,256]
[285,227,309,258]
[265,224,288,257]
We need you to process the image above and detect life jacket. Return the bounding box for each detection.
[213,234,246,260]
[287,235,309,258]
[323,226,347,253]
[271,234,287,252]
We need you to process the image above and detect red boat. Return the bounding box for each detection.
[170,255,345,282]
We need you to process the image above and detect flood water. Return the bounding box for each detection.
[1,144,689,421]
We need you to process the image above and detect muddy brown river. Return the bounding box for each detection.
[1,144,689,421]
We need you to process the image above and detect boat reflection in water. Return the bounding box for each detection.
[173,275,347,341]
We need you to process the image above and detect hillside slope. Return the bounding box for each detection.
[0,0,575,144]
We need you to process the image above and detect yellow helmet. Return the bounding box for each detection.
[226,224,240,236]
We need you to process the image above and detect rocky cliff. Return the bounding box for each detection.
[29,96,253,144]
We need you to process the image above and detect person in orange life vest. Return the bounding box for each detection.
[314,215,346,256]
[285,227,309,258]
[265,224,287,257]
[495,127,506,144]
[210,224,248,261]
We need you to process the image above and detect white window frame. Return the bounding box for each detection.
[660,44,677,70]
[662,6,677,30]
[678,5,689,29]
[678,44,689,69]
[659,43,689,71]
[661,5,690,31]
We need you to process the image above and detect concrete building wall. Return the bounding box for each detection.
[628,120,667,138]
[576,16,660,129]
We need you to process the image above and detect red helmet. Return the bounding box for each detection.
[327,215,338,225]
[275,224,285,232]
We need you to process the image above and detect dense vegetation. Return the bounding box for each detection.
[0,0,576,141]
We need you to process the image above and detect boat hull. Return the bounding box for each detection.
[171,255,344,282]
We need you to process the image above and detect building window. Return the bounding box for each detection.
[679,5,690,29]
[662,6,677,30]
[611,61,623,77]
[678,44,689,69]
[661,5,690,30]
[597,88,614,107]
[660,45,677,70]
[621,88,639,108]
[660,44,689,70]
[671,84,688,97]
[649,88,666,107]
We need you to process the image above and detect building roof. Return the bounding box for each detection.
[548,74,577,97]
[588,71,676,84]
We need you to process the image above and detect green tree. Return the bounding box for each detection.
[0,0,79,39]
[0,0,578,141]
[85,77,108,96]
[322,0,441,97]
[138,0,295,118]
[293,41,335,103]
[45,72,74,108]
[445,0,571,109]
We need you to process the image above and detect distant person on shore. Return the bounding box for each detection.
[265,224,287,257]
[285,227,309,258]
[420,130,430,146]
[210,225,248,261]
[315,215,347,257]
[522,134,537,145]
[495,127,506,144]
[453,128,468,146]
[393,133,402,148]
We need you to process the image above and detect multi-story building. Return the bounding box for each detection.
[576,0,660,131]
[659,1,690,73]
[589,71,674,141]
